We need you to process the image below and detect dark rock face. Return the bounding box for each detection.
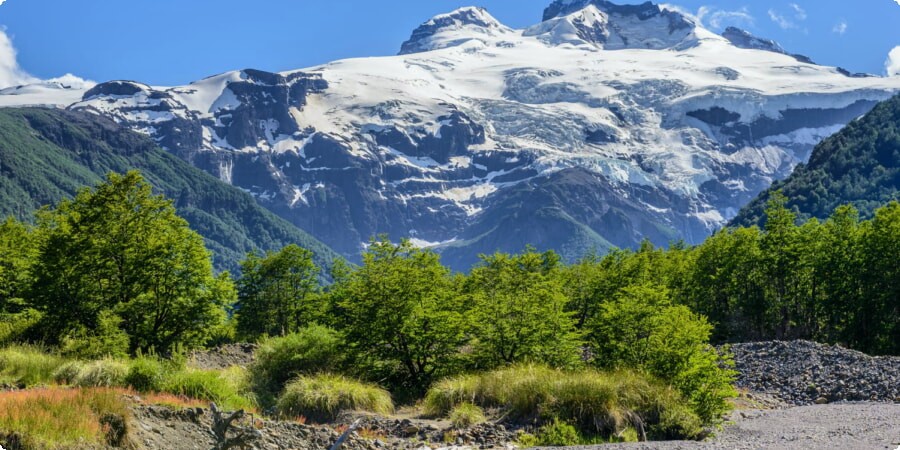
[543,0,693,32]
[731,341,900,405]
[439,167,691,270]
[721,27,785,54]
[82,80,147,98]
[721,27,815,65]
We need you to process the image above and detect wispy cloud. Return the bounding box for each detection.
[887,46,900,77]
[0,1,7,7]
[768,9,795,29]
[832,20,848,35]
[768,3,809,30]
[696,6,755,31]
[789,3,807,20]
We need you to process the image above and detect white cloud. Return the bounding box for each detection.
[887,46,900,77]
[696,6,755,31]
[0,28,92,91]
[789,3,807,20]
[0,1,7,6]
[0,29,37,89]
[768,9,795,29]
[832,20,848,35]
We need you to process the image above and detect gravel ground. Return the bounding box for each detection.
[730,341,900,405]
[540,402,900,450]
[188,343,256,369]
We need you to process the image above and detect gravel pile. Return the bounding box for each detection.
[189,343,257,369]
[730,340,900,405]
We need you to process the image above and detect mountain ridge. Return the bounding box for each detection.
[2,0,899,269]
[0,107,339,273]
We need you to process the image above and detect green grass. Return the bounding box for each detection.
[163,368,254,411]
[425,364,703,440]
[276,374,393,422]
[0,345,67,387]
[448,402,486,428]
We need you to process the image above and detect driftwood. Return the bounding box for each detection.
[329,418,362,450]
[209,402,263,450]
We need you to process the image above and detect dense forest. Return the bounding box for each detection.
[0,107,338,273]
[0,170,897,443]
[732,93,900,226]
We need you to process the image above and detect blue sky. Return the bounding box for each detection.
[1,0,899,85]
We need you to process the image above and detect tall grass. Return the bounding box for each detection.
[424,364,702,440]
[163,368,255,411]
[277,374,393,422]
[0,388,130,448]
[0,345,66,386]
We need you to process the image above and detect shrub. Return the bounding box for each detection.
[0,388,130,448]
[125,356,168,392]
[59,311,129,359]
[52,360,86,385]
[250,325,344,397]
[535,419,581,446]
[73,359,129,388]
[276,374,393,422]
[0,345,66,386]
[0,309,42,346]
[424,364,703,440]
[448,402,486,428]
[163,368,253,411]
[588,285,737,425]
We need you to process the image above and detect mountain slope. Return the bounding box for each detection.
[731,95,900,226]
[0,107,339,273]
[3,0,900,269]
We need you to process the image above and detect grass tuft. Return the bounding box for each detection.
[448,402,486,428]
[163,368,255,411]
[424,364,703,440]
[73,359,129,388]
[0,387,130,448]
[277,374,393,422]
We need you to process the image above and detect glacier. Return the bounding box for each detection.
[3,0,900,269]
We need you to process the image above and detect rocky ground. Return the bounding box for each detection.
[135,340,900,449]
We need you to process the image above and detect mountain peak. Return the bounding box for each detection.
[535,0,696,50]
[721,26,815,64]
[399,7,511,55]
[721,27,785,54]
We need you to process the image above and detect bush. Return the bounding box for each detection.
[125,356,169,392]
[588,285,737,425]
[448,402,486,428]
[276,374,393,422]
[424,365,703,440]
[73,359,129,388]
[534,419,581,446]
[59,311,129,359]
[0,309,42,346]
[0,345,66,386]
[250,325,344,397]
[52,360,86,385]
[163,368,253,411]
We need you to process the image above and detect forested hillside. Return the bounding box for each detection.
[732,94,900,226]
[0,107,338,273]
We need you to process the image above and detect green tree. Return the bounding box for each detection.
[333,237,465,392]
[466,249,582,370]
[588,285,736,423]
[29,171,230,353]
[236,244,321,339]
[0,217,37,314]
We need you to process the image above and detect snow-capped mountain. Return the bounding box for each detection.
[11,0,900,268]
